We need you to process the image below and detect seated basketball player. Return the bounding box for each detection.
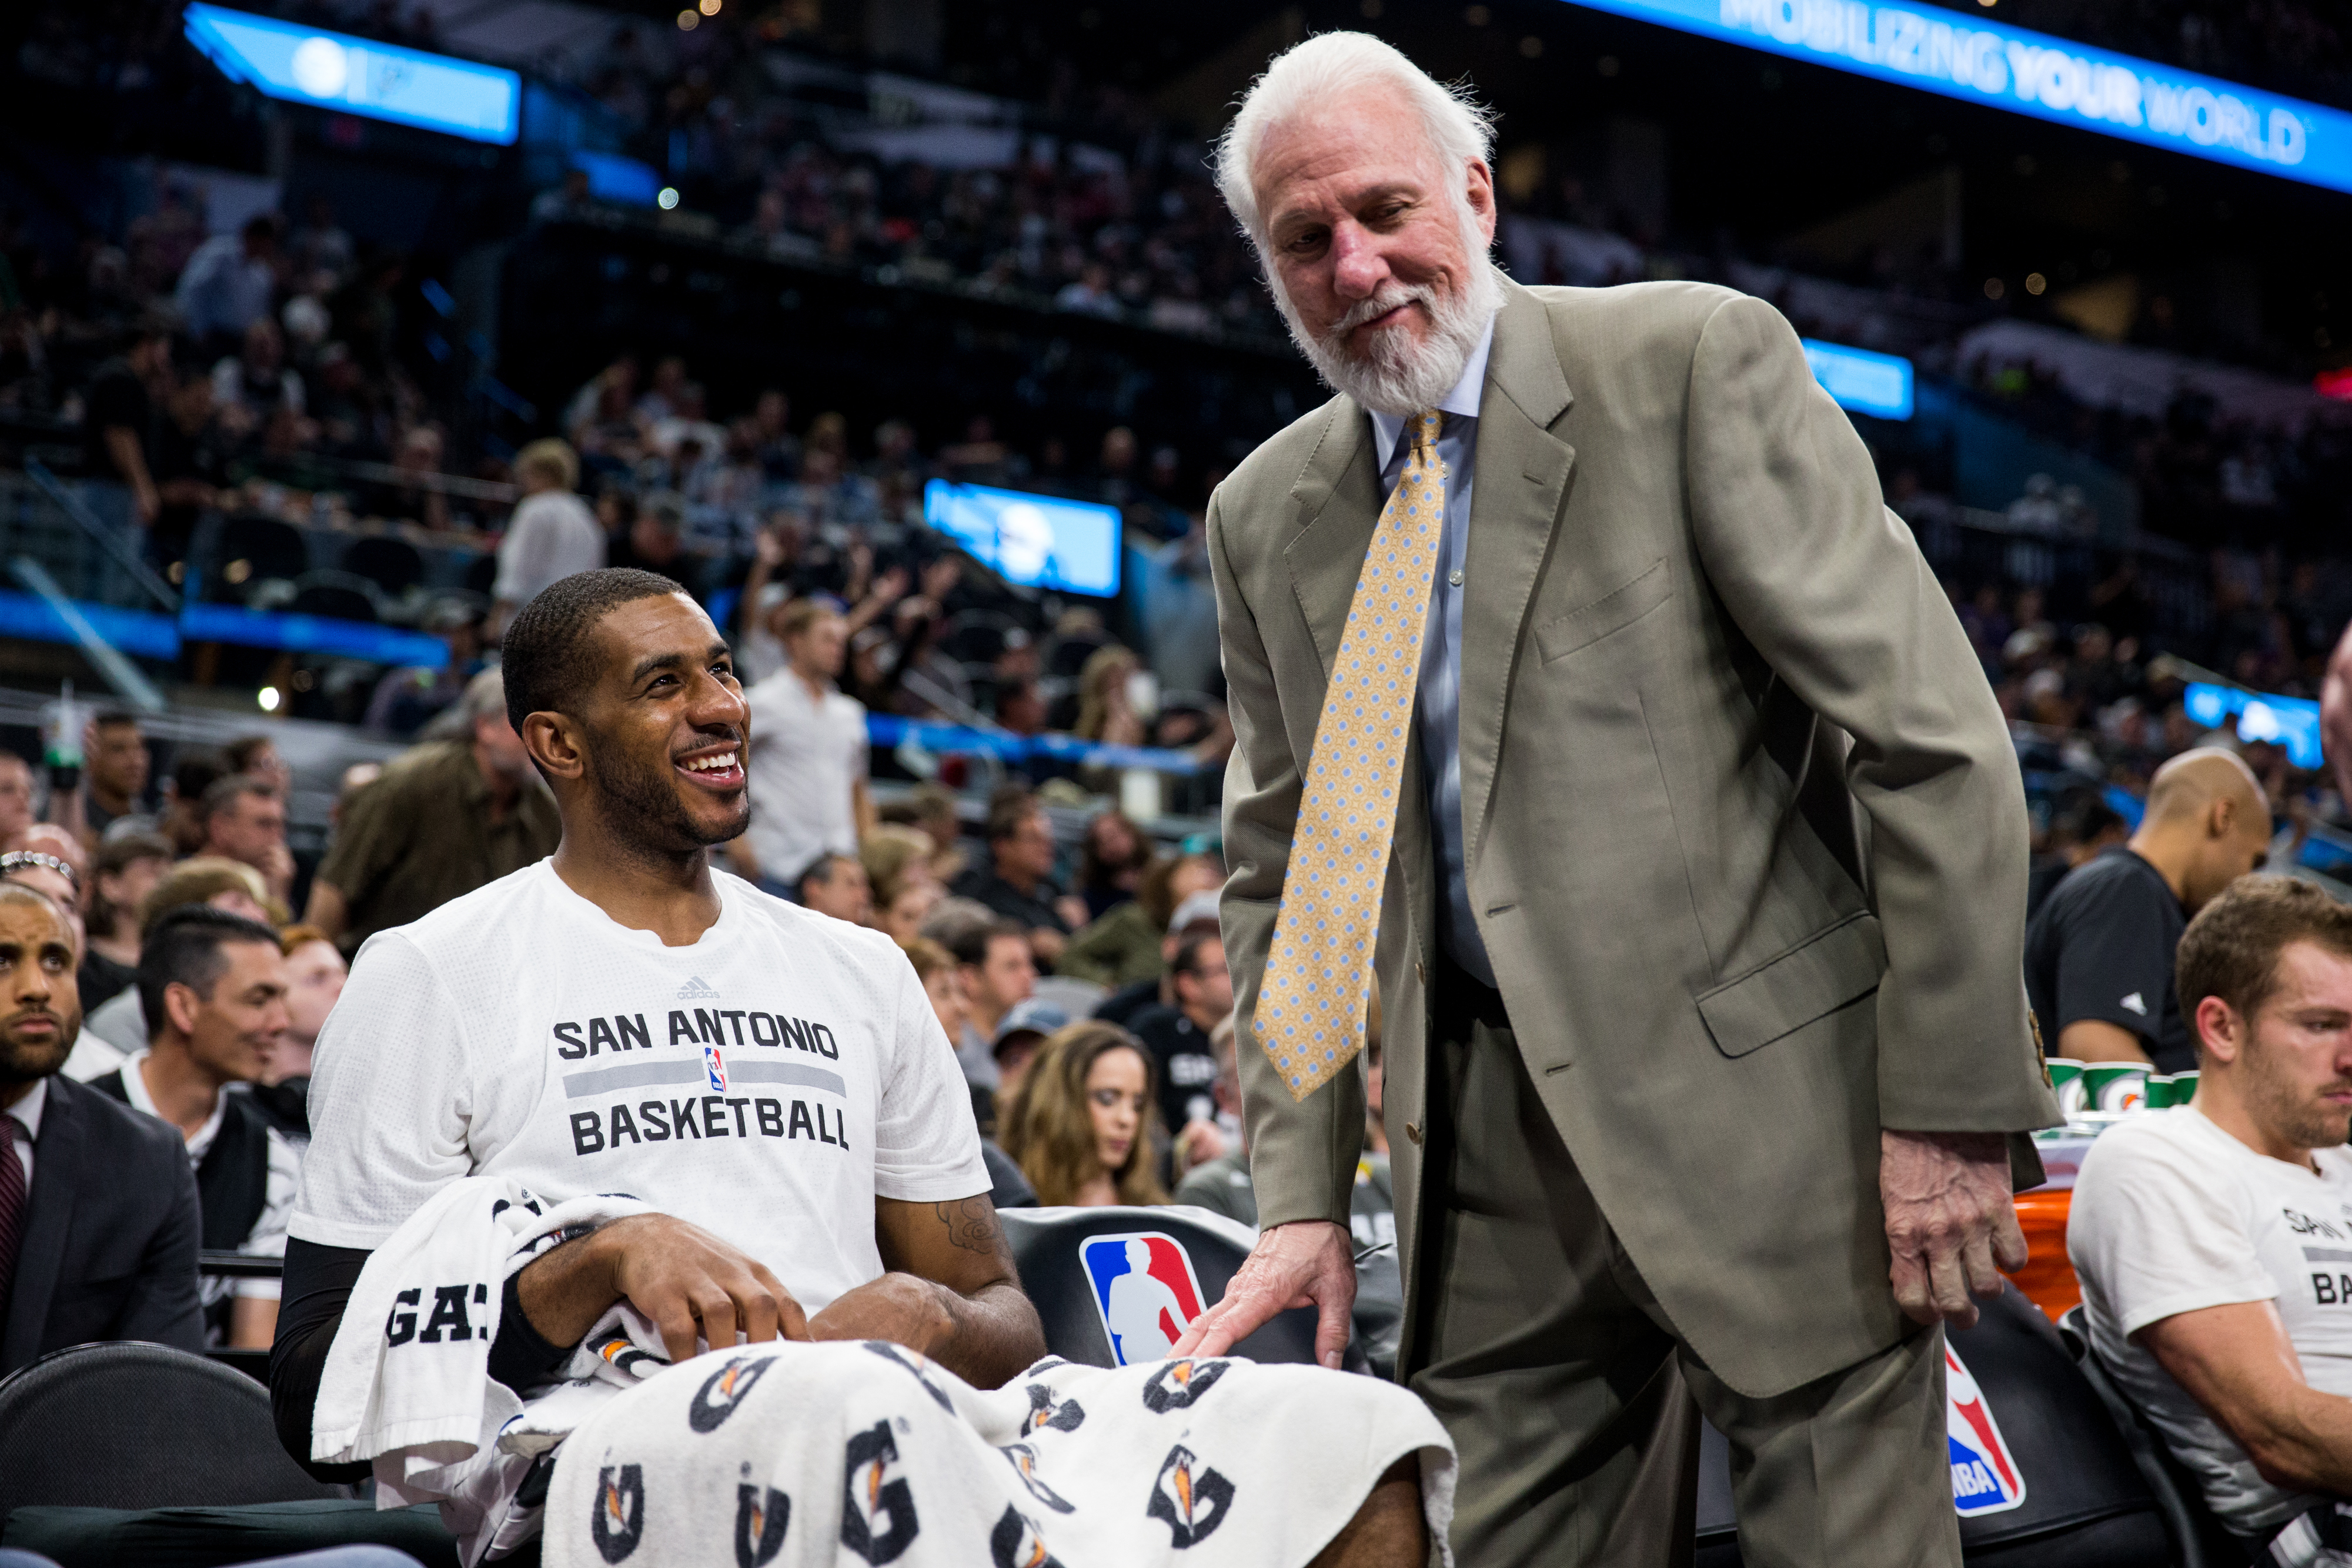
[270,570,1432,1566]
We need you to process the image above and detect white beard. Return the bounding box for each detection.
[1273,235,1503,418]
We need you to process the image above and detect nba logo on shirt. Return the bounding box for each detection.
[1079,1233,1206,1366]
[703,1044,727,1093]
[1946,1345,2027,1516]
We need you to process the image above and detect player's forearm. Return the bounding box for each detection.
[2057,1019,2150,1065]
[513,1231,624,1348]
[2233,1385,2352,1496]
[808,1273,1044,1389]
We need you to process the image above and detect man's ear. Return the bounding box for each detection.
[2208,795,2236,841]
[2194,994,2243,1064]
[523,710,586,783]
[162,979,203,1039]
[1465,158,1498,245]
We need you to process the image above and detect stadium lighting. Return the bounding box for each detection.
[182,4,519,145]
[1556,0,2352,196]
[1801,338,1915,420]
[258,686,282,713]
[657,187,681,210]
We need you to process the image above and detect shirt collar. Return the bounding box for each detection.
[120,1049,227,1163]
[6,1076,46,1141]
[1368,313,1498,473]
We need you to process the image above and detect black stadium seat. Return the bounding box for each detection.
[0,1342,345,1517]
[340,535,426,597]
[1697,1283,2175,1566]
[999,1204,1364,1370]
[2056,1306,2254,1568]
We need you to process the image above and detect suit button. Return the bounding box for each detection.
[1405,1122,1424,1146]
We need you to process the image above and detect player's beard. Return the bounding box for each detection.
[2244,1027,2352,1149]
[1271,211,1502,418]
[587,732,750,858]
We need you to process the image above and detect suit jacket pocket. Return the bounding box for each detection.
[1695,912,1886,1058]
[1535,558,1672,664]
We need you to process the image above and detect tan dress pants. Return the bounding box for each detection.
[1404,995,1962,1568]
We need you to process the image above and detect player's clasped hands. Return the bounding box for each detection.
[593,1213,810,1364]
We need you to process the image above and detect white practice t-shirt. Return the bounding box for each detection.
[2069,1106,2352,1532]
[292,861,987,1313]
[741,670,867,885]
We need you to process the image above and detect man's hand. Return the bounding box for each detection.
[1170,1219,1354,1368]
[520,1213,810,1365]
[1880,1129,2026,1330]
[807,1272,957,1356]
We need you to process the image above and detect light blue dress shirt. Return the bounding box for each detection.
[1368,316,1499,988]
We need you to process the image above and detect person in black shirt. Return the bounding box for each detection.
[2024,749,2271,1072]
[951,788,1086,965]
[1125,931,1233,1157]
[148,368,230,572]
[84,322,171,527]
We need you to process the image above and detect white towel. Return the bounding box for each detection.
[312,1176,656,1563]
[544,1342,1458,1568]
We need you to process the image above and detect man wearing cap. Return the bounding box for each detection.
[306,670,559,956]
[990,997,1067,1113]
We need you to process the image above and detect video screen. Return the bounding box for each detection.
[922,481,1121,597]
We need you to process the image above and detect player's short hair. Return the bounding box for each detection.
[2177,875,2352,1028]
[138,905,281,1042]
[91,710,142,735]
[793,852,855,899]
[501,569,685,738]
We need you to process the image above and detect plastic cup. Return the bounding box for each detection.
[2171,1069,2199,1104]
[2084,1064,2150,1114]
[2046,1057,2088,1116]
[2144,1075,2175,1110]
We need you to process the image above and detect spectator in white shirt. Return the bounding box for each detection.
[2070,875,2352,1560]
[734,600,873,894]
[492,440,605,633]
[210,317,303,430]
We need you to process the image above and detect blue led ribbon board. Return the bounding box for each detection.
[1562,0,2352,196]
[923,481,1122,597]
[183,4,519,146]
[1803,339,1913,420]
[2184,681,2322,770]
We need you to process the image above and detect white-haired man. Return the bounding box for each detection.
[1174,32,2060,1565]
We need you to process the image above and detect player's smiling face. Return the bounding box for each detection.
[581,593,752,851]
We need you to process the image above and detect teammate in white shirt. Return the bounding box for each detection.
[271,569,1430,1566]
[2070,875,2352,1559]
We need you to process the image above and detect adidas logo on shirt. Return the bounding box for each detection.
[677,977,720,1001]
[2120,992,2148,1016]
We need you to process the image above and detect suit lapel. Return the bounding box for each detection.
[1282,400,1380,678]
[5,1078,81,1369]
[1459,280,1577,875]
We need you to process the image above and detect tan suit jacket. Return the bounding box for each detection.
[1210,276,2062,1399]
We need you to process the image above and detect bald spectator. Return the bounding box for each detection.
[2026,748,2273,1071]
[492,440,603,633]
[197,776,293,906]
[307,670,559,956]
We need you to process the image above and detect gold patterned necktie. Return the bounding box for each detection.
[1257,409,1448,1102]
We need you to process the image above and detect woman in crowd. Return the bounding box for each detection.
[862,824,942,942]
[79,831,175,1011]
[1074,809,1151,922]
[1056,850,1221,987]
[1000,1021,1166,1208]
[1073,644,1148,748]
[253,922,346,1141]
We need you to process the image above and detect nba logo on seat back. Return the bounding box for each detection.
[1946,1345,2027,1516]
[1078,1233,1206,1366]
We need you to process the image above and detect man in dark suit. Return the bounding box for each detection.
[0,884,202,1374]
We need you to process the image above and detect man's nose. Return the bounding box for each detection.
[688,670,751,728]
[1329,222,1389,300]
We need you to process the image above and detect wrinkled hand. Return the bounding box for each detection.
[595,1213,811,1364]
[1170,1220,1354,1368]
[1880,1129,2026,1330]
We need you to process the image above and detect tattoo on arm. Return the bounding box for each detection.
[936,1196,1001,1255]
